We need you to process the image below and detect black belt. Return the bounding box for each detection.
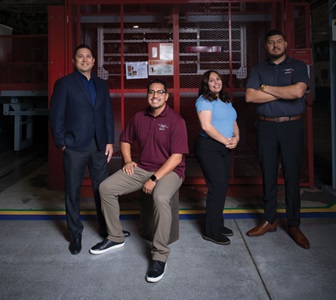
[258,114,302,122]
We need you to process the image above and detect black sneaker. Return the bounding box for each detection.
[202,234,231,245]
[146,260,166,283]
[221,226,233,236]
[89,238,124,255]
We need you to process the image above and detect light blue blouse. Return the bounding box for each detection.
[195,95,237,138]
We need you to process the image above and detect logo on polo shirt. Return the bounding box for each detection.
[283,68,294,74]
[158,123,168,131]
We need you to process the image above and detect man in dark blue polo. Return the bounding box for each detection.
[245,29,310,249]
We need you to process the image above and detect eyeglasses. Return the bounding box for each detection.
[148,90,166,95]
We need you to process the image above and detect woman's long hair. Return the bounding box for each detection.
[198,70,229,103]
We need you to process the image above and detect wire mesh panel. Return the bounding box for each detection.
[60,0,312,187]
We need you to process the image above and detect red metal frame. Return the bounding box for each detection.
[48,5,67,190]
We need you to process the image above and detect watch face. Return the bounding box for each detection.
[150,175,157,182]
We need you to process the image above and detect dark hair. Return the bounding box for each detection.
[147,79,168,92]
[73,44,94,59]
[265,29,286,42]
[198,70,229,103]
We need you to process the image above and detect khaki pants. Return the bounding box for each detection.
[99,167,182,262]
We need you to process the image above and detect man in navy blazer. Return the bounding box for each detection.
[50,44,114,255]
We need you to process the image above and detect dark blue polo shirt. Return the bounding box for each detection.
[246,56,309,117]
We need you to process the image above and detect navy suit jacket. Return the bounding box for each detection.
[49,70,114,152]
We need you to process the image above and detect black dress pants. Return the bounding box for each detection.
[196,136,232,238]
[257,119,304,227]
[63,140,109,239]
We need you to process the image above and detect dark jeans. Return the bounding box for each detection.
[196,136,232,238]
[257,119,304,227]
[63,140,109,239]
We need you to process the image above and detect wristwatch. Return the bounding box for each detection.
[150,175,158,182]
[260,84,267,92]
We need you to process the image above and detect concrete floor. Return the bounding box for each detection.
[0,157,336,299]
[1,217,336,300]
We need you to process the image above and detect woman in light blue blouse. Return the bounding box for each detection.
[195,70,239,245]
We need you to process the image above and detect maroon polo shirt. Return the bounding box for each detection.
[120,105,189,179]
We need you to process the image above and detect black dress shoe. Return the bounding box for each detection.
[69,236,82,255]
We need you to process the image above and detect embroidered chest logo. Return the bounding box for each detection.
[158,123,169,131]
[283,68,294,74]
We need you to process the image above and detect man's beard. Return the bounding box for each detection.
[270,49,286,60]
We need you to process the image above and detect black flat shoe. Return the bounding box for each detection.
[202,234,231,245]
